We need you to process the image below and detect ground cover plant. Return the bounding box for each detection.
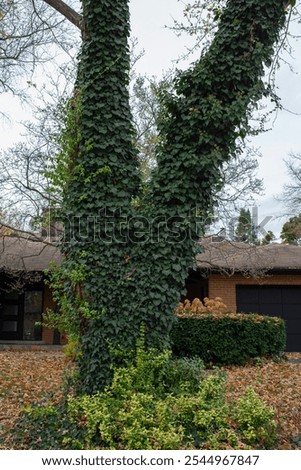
[0,349,301,450]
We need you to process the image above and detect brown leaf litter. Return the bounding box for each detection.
[0,351,300,449]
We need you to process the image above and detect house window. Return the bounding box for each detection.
[4,292,19,301]
[3,304,18,316]
[2,321,18,332]
[23,290,43,340]
[0,290,22,340]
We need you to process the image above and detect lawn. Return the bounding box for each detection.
[0,351,300,449]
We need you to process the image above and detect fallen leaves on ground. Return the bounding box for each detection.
[223,354,301,450]
[0,351,300,449]
[0,351,68,437]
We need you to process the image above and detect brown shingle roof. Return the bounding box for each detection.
[0,237,62,272]
[196,239,301,274]
[1,236,301,275]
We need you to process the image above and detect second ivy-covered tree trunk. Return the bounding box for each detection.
[61,0,287,394]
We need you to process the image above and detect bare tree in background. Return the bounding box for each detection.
[0,62,77,225]
[211,146,264,227]
[0,69,264,234]
[277,152,301,215]
[0,0,82,229]
[0,1,81,100]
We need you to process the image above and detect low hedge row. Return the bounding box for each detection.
[170,313,286,365]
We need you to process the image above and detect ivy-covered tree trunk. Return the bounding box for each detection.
[62,0,287,394]
[61,0,141,392]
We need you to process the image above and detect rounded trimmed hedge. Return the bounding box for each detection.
[170,313,286,365]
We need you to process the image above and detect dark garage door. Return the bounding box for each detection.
[236,285,301,352]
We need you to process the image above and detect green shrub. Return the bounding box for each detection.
[163,356,205,395]
[68,366,276,450]
[64,339,81,360]
[68,390,187,450]
[232,387,277,448]
[171,313,286,365]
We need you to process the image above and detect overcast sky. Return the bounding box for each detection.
[1,0,300,238]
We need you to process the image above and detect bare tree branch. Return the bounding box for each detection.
[0,0,80,99]
[277,152,301,215]
[43,0,83,31]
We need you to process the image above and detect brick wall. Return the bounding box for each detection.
[208,273,301,311]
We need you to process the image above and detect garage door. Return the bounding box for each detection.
[236,285,301,352]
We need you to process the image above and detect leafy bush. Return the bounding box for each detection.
[163,356,205,395]
[232,387,277,448]
[5,345,278,450]
[171,299,286,364]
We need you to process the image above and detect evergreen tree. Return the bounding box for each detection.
[280,215,301,244]
[235,209,257,244]
[261,230,276,245]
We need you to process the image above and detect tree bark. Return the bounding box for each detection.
[43,0,82,31]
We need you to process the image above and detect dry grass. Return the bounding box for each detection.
[0,350,300,449]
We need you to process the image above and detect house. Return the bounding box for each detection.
[185,239,301,352]
[1,234,301,351]
[0,236,62,346]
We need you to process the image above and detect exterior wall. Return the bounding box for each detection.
[42,284,66,345]
[42,284,56,344]
[185,275,208,302]
[208,273,301,312]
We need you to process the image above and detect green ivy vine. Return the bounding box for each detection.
[56,0,287,394]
